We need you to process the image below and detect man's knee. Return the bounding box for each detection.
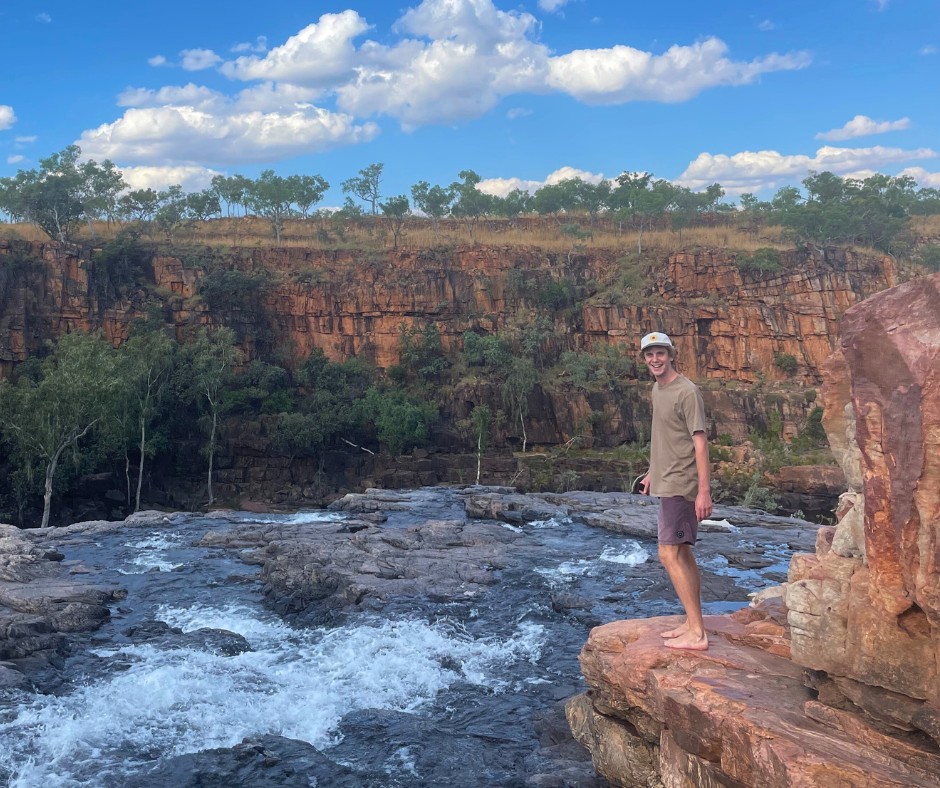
[658,544,680,566]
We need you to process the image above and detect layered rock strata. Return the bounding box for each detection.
[569,272,940,787]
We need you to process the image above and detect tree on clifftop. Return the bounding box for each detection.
[380,194,411,248]
[342,163,384,215]
[0,332,120,528]
[411,181,454,237]
[246,170,294,245]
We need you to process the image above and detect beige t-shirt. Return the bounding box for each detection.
[650,374,707,501]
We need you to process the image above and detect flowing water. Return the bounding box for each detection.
[0,490,797,787]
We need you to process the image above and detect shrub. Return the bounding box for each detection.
[916,243,940,273]
[773,351,799,375]
[536,279,576,311]
[716,433,734,446]
[199,269,271,311]
[735,247,782,274]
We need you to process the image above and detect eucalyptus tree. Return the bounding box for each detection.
[494,188,531,239]
[122,325,178,512]
[411,181,454,237]
[342,163,384,215]
[0,332,120,528]
[501,356,537,453]
[186,327,241,506]
[380,194,411,248]
[288,174,329,219]
[246,170,295,244]
[450,170,491,243]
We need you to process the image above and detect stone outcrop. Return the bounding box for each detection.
[569,272,940,787]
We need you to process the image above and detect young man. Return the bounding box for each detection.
[638,332,712,651]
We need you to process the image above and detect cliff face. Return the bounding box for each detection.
[568,272,940,788]
[0,239,895,384]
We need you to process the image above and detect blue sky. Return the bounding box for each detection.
[1,0,938,204]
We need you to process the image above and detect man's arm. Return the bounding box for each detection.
[692,431,712,521]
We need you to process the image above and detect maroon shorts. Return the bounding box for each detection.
[658,496,698,545]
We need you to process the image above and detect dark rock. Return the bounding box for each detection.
[124,620,252,656]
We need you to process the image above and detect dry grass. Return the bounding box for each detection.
[0,215,793,254]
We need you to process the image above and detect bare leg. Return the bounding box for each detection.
[658,544,708,650]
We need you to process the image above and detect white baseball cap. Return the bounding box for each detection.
[640,332,674,351]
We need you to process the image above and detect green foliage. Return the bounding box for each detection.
[379,194,410,248]
[342,163,384,215]
[736,247,782,274]
[773,351,799,375]
[462,331,512,371]
[916,243,940,272]
[91,228,150,299]
[536,279,576,311]
[0,331,122,527]
[411,181,454,236]
[716,433,734,446]
[396,322,448,382]
[358,388,437,455]
[561,342,636,390]
[199,269,272,311]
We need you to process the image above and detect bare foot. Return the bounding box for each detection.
[660,620,689,639]
[664,631,709,651]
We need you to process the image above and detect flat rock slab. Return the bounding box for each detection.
[574,615,940,788]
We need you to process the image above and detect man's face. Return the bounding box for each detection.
[643,346,674,379]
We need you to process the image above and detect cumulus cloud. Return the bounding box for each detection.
[221,11,369,87]
[231,36,268,53]
[815,114,910,141]
[7,155,24,164]
[77,103,379,167]
[677,144,937,193]
[506,107,532,119]
[477,165,605,197]
[758,19,774,31]
[547,38,811,104]
[0,105,16,130]
[216,1,810,127]
[148,55,169,67]
[15,135,36,144]
[180,48,223,71]
[898,167,940,188]
[120,165,223,192]
[538,0,581,12]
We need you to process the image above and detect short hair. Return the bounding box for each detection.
[641,345,677,361]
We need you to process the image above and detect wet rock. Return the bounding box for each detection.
[133,734,383,788]
[124,620,252,656]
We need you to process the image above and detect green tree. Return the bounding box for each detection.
[494,188,531,239]
[411,181,454,237]
[467,404,492,484]
[357,388,437,455]
[342,163,384,215]
[0,332,120,528]
[185,189,222,222]
[76,158,126,236]
[501,357,536,452]
[246,170,294,245]
[186,327,241,506]
[154,185,188,242]
[380,194,411,248]
[288,173,329,219]
[450,170,492,243]
[123,325,177,512]
[117,188,161,225]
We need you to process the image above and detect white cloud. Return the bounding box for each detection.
[221,11,369,87]
[898,167,940,188]
[477,165,605,197]
[231,36,268,53]
[506,107,532,119]
[148,55,169,67]
[77,103,379,167]
[216,1,810,127]
[7,155,24,164]
[546,37,811,105]
[180,48,223,71]
[677,144,937,193]
[876,0,889,9]
[15,135,36,144]
[538,0,581,12]
[0,105,16,130]
[758,19,774,31]
[815,114,910,141]
[35,12,51,23]
[116,82,323,114]
[119,165,222,192]
[920,45,937,55]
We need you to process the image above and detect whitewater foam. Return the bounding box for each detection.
[535,541,649,582]
[0,603,544,787]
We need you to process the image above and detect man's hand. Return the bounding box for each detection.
[639,474,651,495]
[695,490,712,521]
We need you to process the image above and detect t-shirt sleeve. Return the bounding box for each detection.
[681,386,707,436]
